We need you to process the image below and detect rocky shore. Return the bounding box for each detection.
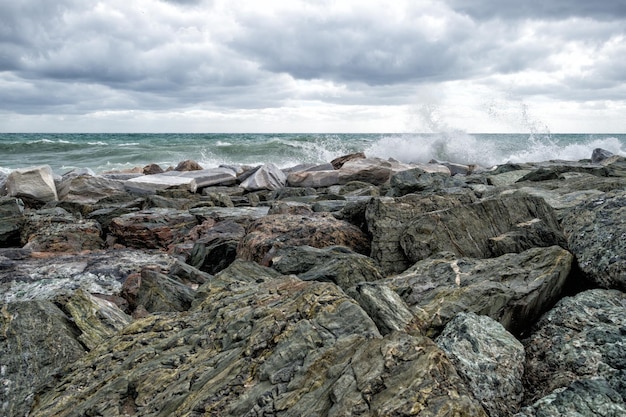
[1,150,625,416]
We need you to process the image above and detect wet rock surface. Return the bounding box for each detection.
[0,150,624,416]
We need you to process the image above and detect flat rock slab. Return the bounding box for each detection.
[0,249,177,303]
[384,246,573,336]
[30,261,486,417]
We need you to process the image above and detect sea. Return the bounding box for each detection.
[1,132,625,175]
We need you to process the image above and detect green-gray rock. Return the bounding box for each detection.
[0,301,85,417]
[385,246,573,336]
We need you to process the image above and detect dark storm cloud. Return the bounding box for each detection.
[446,0,626,20]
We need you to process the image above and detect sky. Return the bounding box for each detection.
[1,0,625,133]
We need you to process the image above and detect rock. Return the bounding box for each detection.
[0,300,85,417]
[190,206,270,223]
[287,169,341,187]
[143,163,164,175]
[312,199,348,213]
[388,168,463,196]
[592,148,615,163]
[561,191,626,290]
[30,261,486,417]
[239,163,287,191]
[330,152,366,169]
[124,267,195,314]
[488,169,533,187]
[237,213,371,265]
[109,208,198,250]
[0,249,177,303]
[337,157,400,185]
[346,282,416,335]
[0,197,24,247]
[268,245,383,290]
[384,246,573,336]
[20,209,104,252]
[6,165,58,204]
[174,159,203,171]
[267,201,313,215]
[187,220,246,274]
[365,193,475,276]
[64,288,132,350]
[487,217,568,257]
[436,312,525,417]
[327,180,380,197]
[124,173,198,194]
[515,378,626,417]
[400,194,564,262]
[56,174,128,204]
[521,289,626,406]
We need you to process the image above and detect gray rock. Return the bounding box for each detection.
[0,300,85,417]
[515,378,626,417]
[239,163,287,191]
[190,206,270,222]
[188,220,246,274]
[388,168,463,196]
[56,174,127,204]
[365,193,475,276]
[287,169,341,187]
[124,173,198,194]
[6,165,58,203]
[0,249,177,303]
[436,312,525,417]
[128,268,196,313]
[592,148,615,163]
[522,289,626,406]
[269,245,383,290]
[0,197,24,246]
[561,191,626,290]
[385,246,573,336]
[400,194,564,262]
[487,217,568,257]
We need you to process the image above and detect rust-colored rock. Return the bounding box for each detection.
[174,160,203,171]
[331,152,366,169]
[237,213,371,264]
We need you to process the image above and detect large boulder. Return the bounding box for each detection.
[436,312,525,417]
[109,208,198,249]
[521,289,626,409]
[123,267,195,314]
[384,246,573,336]
[30,262,486,417]
[0,300,86,417]
[268,245,383,290]
[400,194,564,262]
[365,193,475,276]
[237,213,371,264]
[561,191,626,290]
[56,174,128,204]
[388,168,463,197]
[6,165,58,203]
[187,220,246,274]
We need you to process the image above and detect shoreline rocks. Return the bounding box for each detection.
[1,150,625,416]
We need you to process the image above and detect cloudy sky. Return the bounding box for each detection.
[1,0,625,133]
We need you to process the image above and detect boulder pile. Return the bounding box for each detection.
[1,152,625,416]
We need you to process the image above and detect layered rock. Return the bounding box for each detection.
[365,193,475,276]
[0,197,24,247]
[5,165,58,204]
[400,194,564,262]
[30,261,486,417]
[384,246,573,336]
[0,300,86,417]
